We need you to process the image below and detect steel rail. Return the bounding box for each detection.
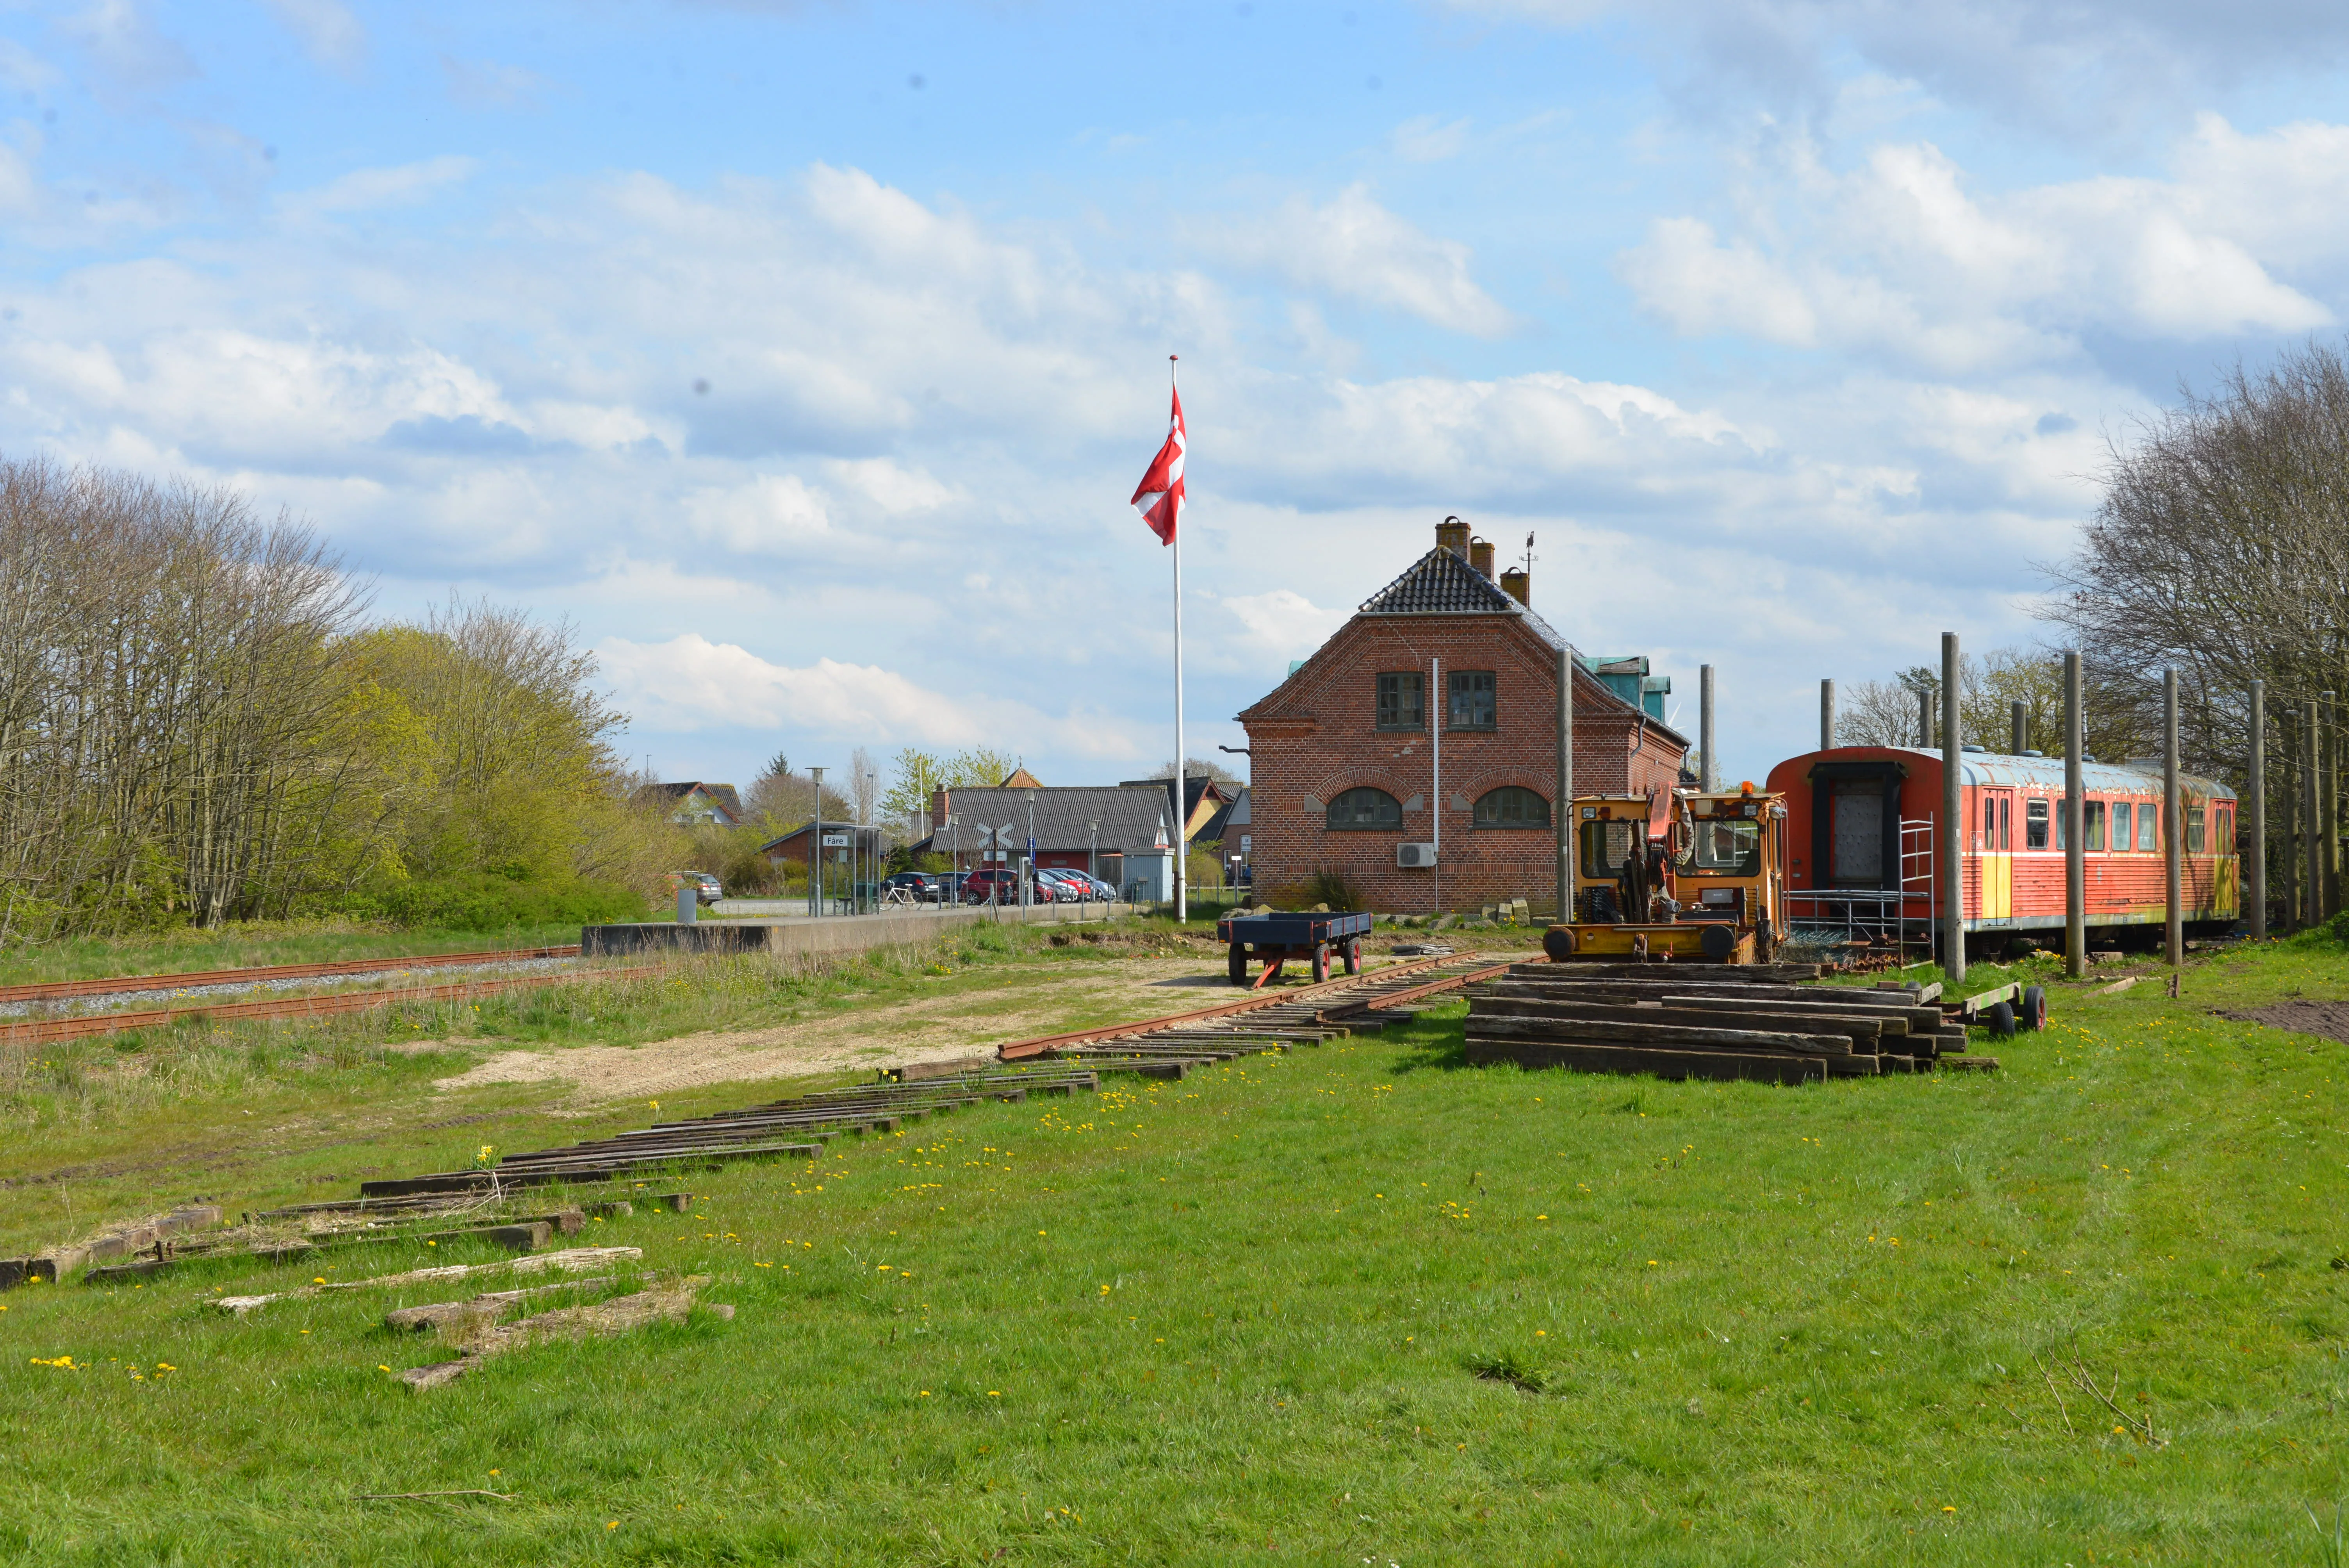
[0,963,658,1046]
[0,944,584,1007]
[994,952,1505,1060]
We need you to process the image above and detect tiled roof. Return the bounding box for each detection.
[1358,547,1522,615]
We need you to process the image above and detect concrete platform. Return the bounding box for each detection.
[582,901,1132,958]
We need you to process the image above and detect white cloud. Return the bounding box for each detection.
[820,457,954,515]
[1391,114,1472,163]
[684,474,830,553]
[1214,589,1350,663]
[259,0,364,74]
[441,55,545,111]
[1193,184,1516,337]
[1618,119,2336,371]
[596,634,1148,759]
[287,155,476,216]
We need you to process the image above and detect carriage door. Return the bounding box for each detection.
[1830,782,1883,887]
[1978,790,2014,920]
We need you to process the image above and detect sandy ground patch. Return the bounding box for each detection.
[432,955,1249,1105]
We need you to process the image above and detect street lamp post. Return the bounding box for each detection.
[809,766,825,920]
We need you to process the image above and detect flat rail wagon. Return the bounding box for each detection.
[1218,911,1374,986]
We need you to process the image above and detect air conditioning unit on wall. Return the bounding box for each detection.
[1397,842,1438,868]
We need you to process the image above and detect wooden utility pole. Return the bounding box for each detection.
[2064,652,2085,978]
[2249,681,2266,940]
[2164,668,2183,968]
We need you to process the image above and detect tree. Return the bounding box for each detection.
[1151,755,1245,786]
[879,747,945,829]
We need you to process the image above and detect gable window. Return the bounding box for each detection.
[1447,670,1496,730]
[1326,787,1403,830]
[2025,798,2049,850]
[1376,672,1424,731]
[1472,786,1549,828]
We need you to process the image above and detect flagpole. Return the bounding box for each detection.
[1170,355,1187,925]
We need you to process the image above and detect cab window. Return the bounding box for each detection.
[1580,819,1641,879]
[1678,818,1761,877]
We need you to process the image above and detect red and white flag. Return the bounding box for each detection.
[1129,384,1185,545]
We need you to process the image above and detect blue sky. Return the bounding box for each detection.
[9,0,2349,791]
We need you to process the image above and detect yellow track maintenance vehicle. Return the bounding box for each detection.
[1541,783,1789,963]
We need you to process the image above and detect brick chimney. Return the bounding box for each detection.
[1469,536,1496,578]
[1499,566,1529,605]
[1435,515,1469,555]
[932,786,949,835]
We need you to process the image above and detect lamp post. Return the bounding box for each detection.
[1088,820,1100,912]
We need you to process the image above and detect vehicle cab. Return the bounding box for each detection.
[1669,783,1788,955]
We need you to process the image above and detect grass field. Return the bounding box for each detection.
[5,934,2349,1563]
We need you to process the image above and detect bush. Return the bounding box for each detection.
[339,872,648,932]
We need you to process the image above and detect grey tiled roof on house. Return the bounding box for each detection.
[918,785,1172,855]
[1356,547,1579,663]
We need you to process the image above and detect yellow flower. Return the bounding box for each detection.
[379,1365,391,1372]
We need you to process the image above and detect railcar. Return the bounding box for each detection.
[1762,746,2239,958]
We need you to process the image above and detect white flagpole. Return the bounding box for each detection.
[1170,355,1187,924]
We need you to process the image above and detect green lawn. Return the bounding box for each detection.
[0,919,592,988]
[6,939,2349,1563]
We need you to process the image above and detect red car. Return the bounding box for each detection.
[961,869,1040,904]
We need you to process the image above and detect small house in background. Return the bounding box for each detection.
[916,784,1173,890]
[759,821,884,877]
[633,781,743,827]
[1119,775,1237,846]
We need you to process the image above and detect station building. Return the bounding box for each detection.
[1235,518,1690,914]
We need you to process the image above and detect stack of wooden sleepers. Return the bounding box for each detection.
[1464,962,1993,1083]
[358,1067,1103,1199]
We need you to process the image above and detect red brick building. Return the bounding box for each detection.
[1236,519,1690,913]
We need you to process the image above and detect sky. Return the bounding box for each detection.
[7,1,2349,792]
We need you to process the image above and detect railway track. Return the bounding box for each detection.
[0,944,582,1008]
[0,960,647,1047]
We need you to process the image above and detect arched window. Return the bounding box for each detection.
[1326,787,1402,830]
[1473,786,1550,828]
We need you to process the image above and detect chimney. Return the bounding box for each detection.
[1469,536,1495,578]
[1435,515,1469,555]
[931,786,948,836]
[1499,567,1529,605]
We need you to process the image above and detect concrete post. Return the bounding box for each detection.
[1918,688,1932,748]
[2284,712,2300,931]
[2011,700,2027,755]
[2249,680,2267,940]
[1556,643,1574,924]
[2307,702,2324,928]
[675,886,697,925]
[2327,691,2341,919]
[1820,678,1836,751]
[1700,664,1717,791]
[1942,632,1965,982]
[2164,668,2183,968]
[2065,652,2085,977]
[809,765,825,920]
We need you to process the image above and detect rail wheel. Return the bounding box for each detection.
[1343,937,1362,975]
[1228,943,1248,987]
[1542,925,1577,961]
[1985,1000,2016,1038]
[2017,984,2047,1030]
[1311,942,1331,984]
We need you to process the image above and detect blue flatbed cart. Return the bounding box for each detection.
[1217,911,1375,987]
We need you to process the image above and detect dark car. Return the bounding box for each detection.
[881,872,945,903]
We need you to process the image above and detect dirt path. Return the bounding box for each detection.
[429,956,1249,1105]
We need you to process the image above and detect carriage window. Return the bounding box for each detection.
[2085,800,2105,850]
[1375,672,1424,731]
[2137,803,2157,852]
[1325,787,1401,829]
[2026,799,2049,849]
[2110,801,2131,852]
[1472,786,1548,827]
[1580,819,1640,879]
[2187,803,2206,853]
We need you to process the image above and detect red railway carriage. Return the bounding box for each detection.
[1762,746,2239,955]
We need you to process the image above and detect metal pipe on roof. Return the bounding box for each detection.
[1820,679,1835,751]
[2164,669,2183,968]
[1942,633,1966,982]
[2012,700,2027,756]
[1918,688,1932,749]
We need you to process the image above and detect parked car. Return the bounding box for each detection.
[1060,871,1119,901]
[665,871,723,905]
[960,868,1023,904]
[880,872,945,903]
[1037,869,1090,900]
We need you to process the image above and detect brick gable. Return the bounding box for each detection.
[1237,543,1688,914]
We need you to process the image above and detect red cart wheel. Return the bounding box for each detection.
[1311,942,1330,983]
[1343,937,1362,975]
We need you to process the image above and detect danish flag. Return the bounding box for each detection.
[1128,383,1185,545]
